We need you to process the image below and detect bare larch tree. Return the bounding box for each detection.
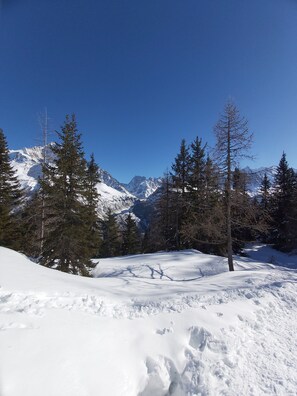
[214,101,253,271]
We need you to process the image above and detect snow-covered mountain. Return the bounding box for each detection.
[242,165,277,194]
[9,145,164,220]
[123,176,163,199]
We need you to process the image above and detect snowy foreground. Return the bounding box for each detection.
[0,247,297,396]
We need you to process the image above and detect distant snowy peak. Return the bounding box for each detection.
[123,176,163,199]
[9,144,56,195]
[9,144,137,218]
[241,166,277,194]
[98,168,131,196]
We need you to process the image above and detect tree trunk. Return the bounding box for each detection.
[227,119,234,271]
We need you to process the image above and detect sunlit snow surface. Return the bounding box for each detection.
[0,246,297,395]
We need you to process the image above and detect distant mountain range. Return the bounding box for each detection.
[9,145,163,221]
[10,144,281,227]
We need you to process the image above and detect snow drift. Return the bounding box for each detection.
[0,246,296,395]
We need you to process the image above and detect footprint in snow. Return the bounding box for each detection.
[156,327,173,335]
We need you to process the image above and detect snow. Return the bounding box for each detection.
[9,145,137,216]
[0,246,297,395]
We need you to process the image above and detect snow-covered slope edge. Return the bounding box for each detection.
[0,247,296,396]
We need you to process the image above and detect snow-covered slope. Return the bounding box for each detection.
[123,176,163,199]
[0,246,296,395]
[9,145,55,195]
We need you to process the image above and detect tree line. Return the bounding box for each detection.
[1,102,297,275]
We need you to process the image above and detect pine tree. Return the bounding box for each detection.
[231,168,258,253]
[40,114,93,275]
[171,139,191,249]
[259,173,271,211]
[0,128,22,249]
[271,153,297,251]
[181,150,225,254]
[188,137,206,193]
[172,139,191,194]
[84,153,101,257]
[20,191,43,257]
[122,213,141,255]
[214,101,253,271]
[150,172,177,251]
[101,209,122,257]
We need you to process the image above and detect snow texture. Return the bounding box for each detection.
[0,246,297,395]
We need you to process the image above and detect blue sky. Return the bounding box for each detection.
[0,0,297,182]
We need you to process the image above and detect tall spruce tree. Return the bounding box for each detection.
[257,172,272,242]
[259,173,271,211]
[214,101,253,271]
[171,139,191,249]
[101,209,122,257]
[271,153,297,251]
[149,172,177,251]
[40,114,93,275]
[0,129,22,249]
[181,144,225,254]
[122,213,141,255]
[84,153,101,257]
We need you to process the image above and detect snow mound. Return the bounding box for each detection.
[0,246,297,395]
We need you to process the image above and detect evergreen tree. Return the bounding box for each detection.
[0,128,22,249]
[181,151,225,254]
[101,209,122,257]
[122,213,141,255]
[257,172,272,242]
[188,137,206,193]
[171,139,191,194]
[84,153,101,257]
[40,114,93,275]
[171,139,191,249]
[259,173,271,211]
[148,172,177,251]
[271,153,297,251]
[20,192,43,257]
[231,168,258,253]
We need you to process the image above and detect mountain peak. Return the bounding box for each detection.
[123,176,163,199]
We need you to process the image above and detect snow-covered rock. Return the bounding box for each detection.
[123,176,163,199]
[0,245,297,395]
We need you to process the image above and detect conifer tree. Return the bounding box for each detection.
[256,172,272,243]
[149,172,177,251]
[181,149,225,254]
[171,139,191,249]
[214,101,253,271]
[188,137,206,193]
[101,209,121,257]
[271,153,297,251]
[0,128,22,249]
[259,173,271,211]
[122,213,141,255]
[40,114,93,275]
[172,139,191,194]
[84,153,101,257]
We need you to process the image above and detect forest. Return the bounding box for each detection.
[1,101,297,276]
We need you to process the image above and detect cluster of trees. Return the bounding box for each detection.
[145,102,260,270]
[0,116,141,276]
[260,153,297,252]
[1,102,297,275]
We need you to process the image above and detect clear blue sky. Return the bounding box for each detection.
[0,0,297,182]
